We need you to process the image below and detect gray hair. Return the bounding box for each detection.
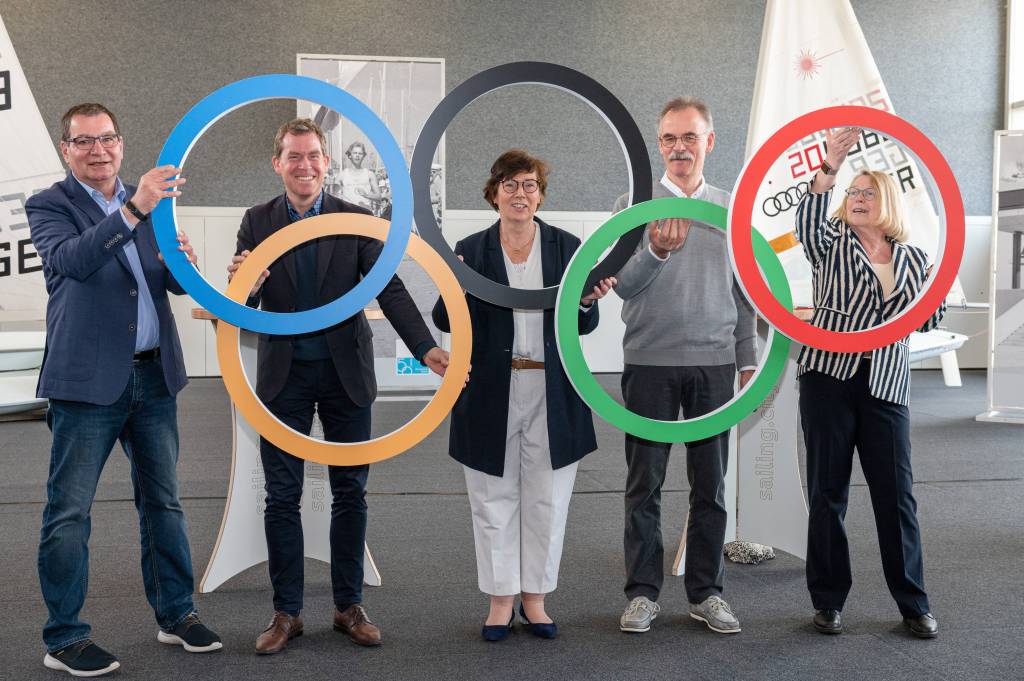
[658,96,713,131]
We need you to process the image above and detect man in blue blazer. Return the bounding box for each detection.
[27,103,221,678]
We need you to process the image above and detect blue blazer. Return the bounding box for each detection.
[27,173,188,405]
[795,188,945,406]
[431,219,599,476]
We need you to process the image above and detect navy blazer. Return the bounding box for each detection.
[795,188,945,406]
[237,192,435,406]
[431,219,599,476]
[27,173,188,405]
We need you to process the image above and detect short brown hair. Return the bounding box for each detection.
[483,149,549,209]
[273,118,327,158]
[60,103,120,140]
[658,96,713,131]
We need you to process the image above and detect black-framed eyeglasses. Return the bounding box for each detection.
[845,187,877,201]
[658,132,707,148]
[64,134,122,150]
[500,179,540,194]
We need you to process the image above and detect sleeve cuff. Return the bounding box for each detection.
[647,244,669,261]
[738,365,757,373]
[412,340,436,364]
[118,207,137,232]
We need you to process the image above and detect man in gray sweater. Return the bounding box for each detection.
[615,97,757,635]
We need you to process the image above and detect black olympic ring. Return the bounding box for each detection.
[410,61,653,310]
[761,181,809,218]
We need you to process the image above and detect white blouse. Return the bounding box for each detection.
[502,224,545,361]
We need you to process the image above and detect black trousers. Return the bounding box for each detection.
[799,363,930,618]
[260,358,371,615]
[622,363,734,604]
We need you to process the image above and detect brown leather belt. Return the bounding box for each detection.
[511,358,544,370]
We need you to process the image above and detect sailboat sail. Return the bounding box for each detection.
[0,13,65,319]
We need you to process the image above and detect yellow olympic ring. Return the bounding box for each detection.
[216,213,472,466]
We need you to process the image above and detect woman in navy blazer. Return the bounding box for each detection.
[796,128,945,640]
[432,150,613,641]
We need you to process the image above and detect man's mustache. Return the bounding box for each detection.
[669,151,694,162]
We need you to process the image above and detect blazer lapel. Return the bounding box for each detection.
[890,242,910,298]
[484,221,509,287]
[538,219,559,288]
[65,174,133,275]
[845,226,875,283]
[269,196,298,289]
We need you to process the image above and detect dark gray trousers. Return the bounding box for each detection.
[622,363,734,604]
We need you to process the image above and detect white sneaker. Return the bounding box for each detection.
[620,596,661,633]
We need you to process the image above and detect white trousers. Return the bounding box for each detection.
[463,368,578,596]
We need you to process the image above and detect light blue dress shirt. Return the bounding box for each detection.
[74,176,160,351]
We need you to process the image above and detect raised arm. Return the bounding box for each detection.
[798,127,863,265]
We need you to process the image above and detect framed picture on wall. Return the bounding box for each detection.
[296,53,446,390]
[296,54,445,232]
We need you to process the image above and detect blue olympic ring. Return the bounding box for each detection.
[151,74,412,335]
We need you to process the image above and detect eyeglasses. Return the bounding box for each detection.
[64,134,122,150]
[500,179,540,194]
[845,187,877,201]
[658,132,707,148]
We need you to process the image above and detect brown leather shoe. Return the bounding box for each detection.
[255,612,303,655]
[333,604,382,646]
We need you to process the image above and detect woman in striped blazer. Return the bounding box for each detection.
[795,127,945,640]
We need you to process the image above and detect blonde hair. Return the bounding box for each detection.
[832,169,909,242]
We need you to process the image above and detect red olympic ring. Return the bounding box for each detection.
[728,105,964,353]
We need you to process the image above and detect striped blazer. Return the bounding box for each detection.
[795,189,945,406]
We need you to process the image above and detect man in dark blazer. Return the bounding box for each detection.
[230,118,448,655]
[28,103,221,678]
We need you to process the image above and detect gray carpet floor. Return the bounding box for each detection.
[1,370,1021,680]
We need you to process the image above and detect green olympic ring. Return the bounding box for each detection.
[555,197,793,443]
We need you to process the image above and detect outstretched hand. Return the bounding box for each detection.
[581,277,617,305]
[648,218,691,259]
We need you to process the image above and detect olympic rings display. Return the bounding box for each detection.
[410,61,653,310]
[157,72,962,464]
[728,105,964,353]
[152,74,414,336]
[216,214,472,466]
[555,197,793,442]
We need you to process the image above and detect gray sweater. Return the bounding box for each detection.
[611,180,758,368]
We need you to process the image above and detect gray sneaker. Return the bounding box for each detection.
[620,596,660,633]
[688,595,741,633]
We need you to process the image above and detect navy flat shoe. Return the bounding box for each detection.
[519,604,558,639]
[481,612,514,642]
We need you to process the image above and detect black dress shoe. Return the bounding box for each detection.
[813,609,843,634]
[903,613,938,639]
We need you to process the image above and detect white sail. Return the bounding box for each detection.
[0,13,65,320]
[745,0,966,307]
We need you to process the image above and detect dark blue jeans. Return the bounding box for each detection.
[260,358,371,615]
[38,358,195,651]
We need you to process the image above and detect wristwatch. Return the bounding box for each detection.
[123,199,149,222]
[819,160,836,176]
